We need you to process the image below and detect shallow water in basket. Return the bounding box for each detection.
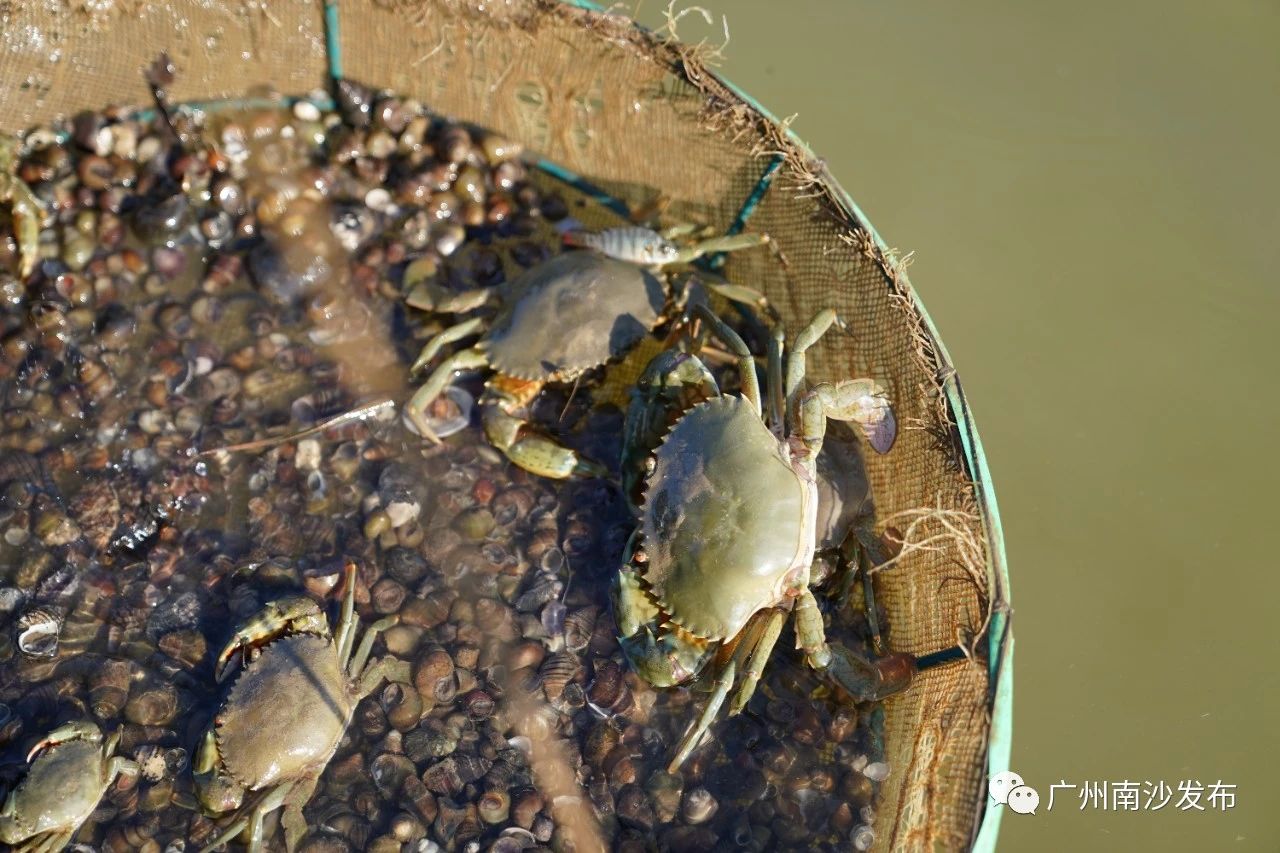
[0,97,903,852]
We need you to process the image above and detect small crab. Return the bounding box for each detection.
[193,562,402,853]
[0,135,42,280]
[0,720,139,852]
[405,225,772,479]
[612,305,920,771]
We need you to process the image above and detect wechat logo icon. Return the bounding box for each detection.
[990,771,1039,816]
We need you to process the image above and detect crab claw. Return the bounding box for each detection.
[612,561,710,688]
[26,720,101,763]
[214,596,327,682]
[213,646,246,684]
[618,627,707,689]
[812,379,898,454]
[857,399,897,455]
[824,644,917,703]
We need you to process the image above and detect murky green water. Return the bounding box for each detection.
[636,1,1280,850]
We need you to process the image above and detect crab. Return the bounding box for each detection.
[0,135,42,280]
[193,562,403,853]
[405,225,773,479]
[0,720,139,852]
[611,304,920,771]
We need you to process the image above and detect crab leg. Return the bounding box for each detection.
[26,828,73,853]
[349,614,399,678]
[199,818,247,853]
[828,525,885,656]
[280,778,320,853]
[1,133,43,282]
[658,221,700,240]
[794,587,834,670]
[479,382,607,479]
[410,317,485,374]
[784,308,841,417]
[766,326,785,431]
[689,304,760,417]
[846,524,889,655]
[726,608,787,717]
[405,281,494,314]
[199,780,296,853]
[335,563,359,670]
[407,347,489,443]
[796,388,829,459]
[355,655,407,700]
[610,533,652,640]
[702,280,779,322]
[794,587,917,702]
[107,754,140,785]
[672,232,770,265]
[667,608,800,771]
[668,659,736,773]
[5,179,42,281]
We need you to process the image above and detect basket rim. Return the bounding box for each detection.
[25,1,1010,846]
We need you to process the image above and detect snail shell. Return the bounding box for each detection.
[538,651,580,702]
[511,789,543,830]
[88,658,134,719]
[682,786,719,824]
[413,646,456,709]
[478,790,510,824]
[124,679,179,727]
[423,759,465,797]
[16,607,62,658]
[563,605,600,654]
[587,658,632,714]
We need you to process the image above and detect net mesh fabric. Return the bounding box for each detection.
[0,2,998,849]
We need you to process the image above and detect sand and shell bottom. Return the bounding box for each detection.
[0,91,895,853]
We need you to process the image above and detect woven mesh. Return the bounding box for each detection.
[0,2,1006,849]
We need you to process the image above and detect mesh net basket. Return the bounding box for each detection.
[0,1,1013,850]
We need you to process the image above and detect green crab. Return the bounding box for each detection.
[612,305,914,771]
[194,562,402,853]
[0,720,139,852]
[0,135,41,280]
[406,225,772,480]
